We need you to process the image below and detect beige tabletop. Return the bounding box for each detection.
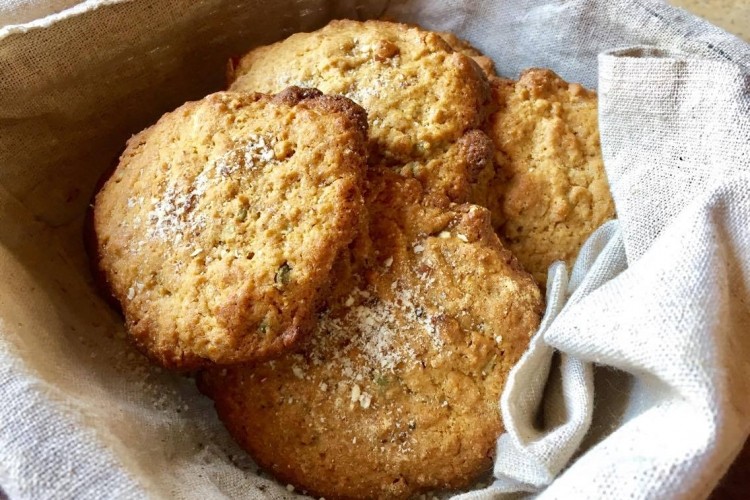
[670,0,750,42]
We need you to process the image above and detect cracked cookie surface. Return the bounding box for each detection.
[199,169,542,499]
[92,88,368,369]
[437,30,497,77]
[229,19,494,205]
[484,69,615,285]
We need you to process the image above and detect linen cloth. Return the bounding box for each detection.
[0,0,749,498]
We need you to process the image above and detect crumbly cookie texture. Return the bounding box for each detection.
[228,19,494,205]
[199,168,543,499]
[437,31,497,77]
[92,88,368,369]
[484,69,615,285]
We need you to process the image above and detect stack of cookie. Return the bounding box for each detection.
[90,19,614,499]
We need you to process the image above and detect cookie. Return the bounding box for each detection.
[228,19,494,205]
[92,87,368,369]
[437,31,497,77]
[484,69,615,285]
[199,168,543,499]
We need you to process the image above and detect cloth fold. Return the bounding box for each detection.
[460,40,750,497]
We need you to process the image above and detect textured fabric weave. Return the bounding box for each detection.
[1,0,749,498]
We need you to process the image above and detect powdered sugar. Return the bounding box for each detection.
[309,275,444,384]
[118,135,279,299]
[214,134,276,177]
[146,181,206,242]
[140,135,276,247]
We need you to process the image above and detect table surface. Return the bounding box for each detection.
[670,0,750,42]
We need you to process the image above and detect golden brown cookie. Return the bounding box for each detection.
[92,88,368,369]
[199,168,543,499]
[484,69,615,285]
[437,31,497,77]
[228,19,494,205]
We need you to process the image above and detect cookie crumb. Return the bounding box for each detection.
[359,392,372,409]
[350,384,361,403]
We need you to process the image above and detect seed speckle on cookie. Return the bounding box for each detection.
[198,169,543,499]
[229,19,495,205]
[92,87,368,369]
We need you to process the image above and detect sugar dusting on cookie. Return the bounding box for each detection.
[270,252,449,428]
[144,135,276,247]
[214,134,277,178]
[310,277,444,381]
